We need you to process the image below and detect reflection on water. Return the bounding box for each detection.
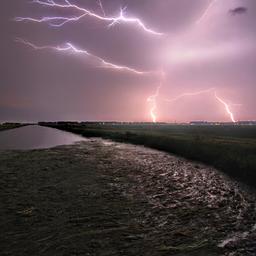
[0,130,255,254]
[0,125,86,150]
[94,139,256,253]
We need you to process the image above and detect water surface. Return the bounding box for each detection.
[0,125,86,150]
[0,130,256,254]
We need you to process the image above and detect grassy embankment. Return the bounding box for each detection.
[0,123,26,131]
[44,123,256,188]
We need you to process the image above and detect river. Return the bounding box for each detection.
[0,125,255,255]
[0,125,86,150]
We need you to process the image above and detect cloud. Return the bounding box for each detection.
[229,7,247,15]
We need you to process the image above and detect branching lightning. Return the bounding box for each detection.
[156,0,239,123]
[163,88,237,123]
[15,38,148,75]
[15,0,241,123]
[15,14,86,28]
[164,88,215,103]
[145,0,222,123]
[15,0,164,35]
[97,0,106,17]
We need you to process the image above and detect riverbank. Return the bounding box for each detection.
[0,123,27,131]
[1,140,256,255]
[43,123,256,188]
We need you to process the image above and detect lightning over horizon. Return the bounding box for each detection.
[147,71,165,123]
[8,0,255,123]
[3,4,256,256]
[214,92,236,123]
[147,0,237,123]
[147,85,161,123]
[162,88,238,123]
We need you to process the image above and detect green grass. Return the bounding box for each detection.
[0,123,26,131]
[44,123,256,188]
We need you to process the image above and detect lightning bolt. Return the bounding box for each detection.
[164,88,215,103]
[147,85,161,123]
[97,0,106,17]
[214,92,236,123]
[146,0,219,122]
[155,0,237,123]
[147,71,165,123]
[15,15,86,28]
[15,0,164,36]
[15,38,148,75]
[15,1,239,123]
[196,0,218,25]
[163,88,237,123]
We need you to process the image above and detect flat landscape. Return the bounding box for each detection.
[2,0,256,255]
[1,132,256,255]
[45,123,256,188]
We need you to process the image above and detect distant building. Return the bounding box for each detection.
[237,121,256,125]
[190,121,209,125]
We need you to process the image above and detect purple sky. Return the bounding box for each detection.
[1,0,256,122]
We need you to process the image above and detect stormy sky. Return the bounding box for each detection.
[1,0,256,122]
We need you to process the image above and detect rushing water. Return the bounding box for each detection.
[0,125,86,150]
[0,126,256,254]
[80,138,256,254]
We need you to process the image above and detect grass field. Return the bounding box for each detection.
[43,122,256,188]
[0,123,26,131]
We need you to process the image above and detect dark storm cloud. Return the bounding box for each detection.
[229,7,247,15]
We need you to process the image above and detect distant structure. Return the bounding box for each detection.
[38,121,256,126]
[190,121,256,126]
[237,121,256,125]
[190,121,209,125]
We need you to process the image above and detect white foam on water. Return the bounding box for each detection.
[218,231,249,248]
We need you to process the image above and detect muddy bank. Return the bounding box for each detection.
[0,139,256,255]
